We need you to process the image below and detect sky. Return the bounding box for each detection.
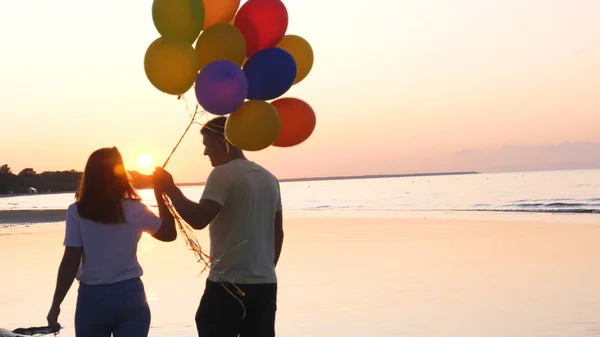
[1,0,600,183]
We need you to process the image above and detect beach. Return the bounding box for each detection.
[2,213,600,336]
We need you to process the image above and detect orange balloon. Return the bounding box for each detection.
[203,0,241,30]
[271,98,316,147]
[277,35,314,84]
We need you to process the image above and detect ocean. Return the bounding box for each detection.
[2,169,599,223]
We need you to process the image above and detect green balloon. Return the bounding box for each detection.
[152,0,205,44]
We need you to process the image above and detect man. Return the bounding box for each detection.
[153,116,284,337]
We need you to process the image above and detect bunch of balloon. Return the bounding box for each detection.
[145,0,316,151]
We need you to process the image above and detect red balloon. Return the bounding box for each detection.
[272,98,316,147]
[234,0,288,57]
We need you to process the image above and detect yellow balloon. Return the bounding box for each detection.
[202,0,240,30]
[277,35,314,84]
[152,0,205,44]
[195,24,247,70]
[144,37,199,95]
[225,100,282,151]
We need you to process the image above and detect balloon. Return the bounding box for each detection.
[271,98,316,147]
[202,0,240,30]
[234,0,288,57]
[243,47,297,100]
[277,35,314,84]
[144,37,199,95]
[195,60,248,115]
[152,0,205,44]
[225,100,281,151]
[195,24,247,70]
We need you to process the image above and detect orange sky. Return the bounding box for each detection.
[1,0,600,183]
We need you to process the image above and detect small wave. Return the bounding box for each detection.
[511,203,545,207]
[512,198,571,203]
[305,205,363,210]
[300,206,600,215]
[574,184,600,188]
[308,205,333,210]
[506,202,597,208]
[545,202,587,207]
[459,208,600,214]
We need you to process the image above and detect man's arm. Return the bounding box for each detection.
[274,210,283,266]
[165,185,222,230]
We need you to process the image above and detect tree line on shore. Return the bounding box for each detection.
[0,164,152,194]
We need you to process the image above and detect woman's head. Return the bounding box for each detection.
[76,147,139,223]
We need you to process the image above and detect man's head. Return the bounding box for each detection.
[201,117,239,167]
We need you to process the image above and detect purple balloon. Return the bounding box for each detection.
[195,60,248,115]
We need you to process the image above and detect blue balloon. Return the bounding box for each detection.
[195,60,248,115]
[243,47,297,100]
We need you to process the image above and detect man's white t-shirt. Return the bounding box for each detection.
[201,159,281,284]
[63,199,162,285]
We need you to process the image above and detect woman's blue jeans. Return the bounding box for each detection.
[75,277,151,337]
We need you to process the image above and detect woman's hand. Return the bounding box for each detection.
[153,167,175,192]
[47,305,62,332]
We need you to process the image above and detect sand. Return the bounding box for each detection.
[2,215,600,336]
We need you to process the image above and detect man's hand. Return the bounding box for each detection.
[153,167,175,192]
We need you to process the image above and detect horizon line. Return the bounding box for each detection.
[175,171,480,186]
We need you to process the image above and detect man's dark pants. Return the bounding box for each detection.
[196,279,277,337]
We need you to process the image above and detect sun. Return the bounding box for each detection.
[137,154,153,169]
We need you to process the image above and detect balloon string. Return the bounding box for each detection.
[159,98,211,267]
[162,104,201,169]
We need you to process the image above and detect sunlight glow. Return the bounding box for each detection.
[137,154,153,169]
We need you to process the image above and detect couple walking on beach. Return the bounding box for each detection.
[45,116,284,337]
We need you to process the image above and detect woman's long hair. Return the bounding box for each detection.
[75,147,140,224]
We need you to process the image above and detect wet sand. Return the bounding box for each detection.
[2,216,600,336]
[0,210,66,225]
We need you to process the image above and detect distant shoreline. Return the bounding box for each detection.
[177,171,479,186]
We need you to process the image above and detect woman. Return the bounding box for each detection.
[46,147,176,337]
